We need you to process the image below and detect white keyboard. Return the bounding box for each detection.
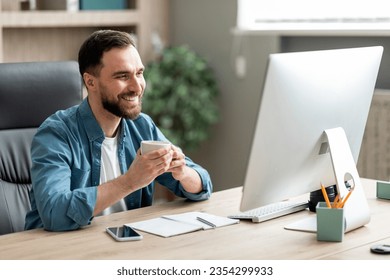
[228,201,309,223]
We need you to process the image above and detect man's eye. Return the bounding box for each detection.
[117,74,128,79]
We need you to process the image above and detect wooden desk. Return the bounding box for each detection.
[0,179,389,260]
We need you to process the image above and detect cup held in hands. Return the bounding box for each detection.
[141,140,171,154]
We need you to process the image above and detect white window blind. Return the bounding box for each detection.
[237,0,390,30]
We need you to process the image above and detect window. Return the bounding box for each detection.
[237,0,390,30]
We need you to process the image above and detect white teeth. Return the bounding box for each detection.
[123,96,137,101]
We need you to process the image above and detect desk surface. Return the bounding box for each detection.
[1,178,390,260]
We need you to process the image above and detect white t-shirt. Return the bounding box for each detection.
[97,134,127,216]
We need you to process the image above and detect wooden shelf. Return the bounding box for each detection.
[0,0,169,63]
[1,10,140,28]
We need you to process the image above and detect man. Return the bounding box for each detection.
[25,30,213,231]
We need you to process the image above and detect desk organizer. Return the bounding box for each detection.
[316,202,345,242]
[376,181,390,199]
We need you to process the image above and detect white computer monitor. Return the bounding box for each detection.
[240,46,383,212]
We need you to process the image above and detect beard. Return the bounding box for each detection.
[102,91,143,120]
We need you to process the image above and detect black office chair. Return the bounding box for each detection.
[0,61,83,235]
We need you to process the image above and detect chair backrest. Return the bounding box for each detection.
[0,61,83,235]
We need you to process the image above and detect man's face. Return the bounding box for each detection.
[97,46,146,120]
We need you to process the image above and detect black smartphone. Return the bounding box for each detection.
[106,225,143,242]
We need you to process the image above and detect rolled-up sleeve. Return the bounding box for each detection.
[179,160,213,201]
[155,156,213,201]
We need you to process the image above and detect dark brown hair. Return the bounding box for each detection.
[78,29,136,76]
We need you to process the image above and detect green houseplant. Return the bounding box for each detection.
[142,45,219,151]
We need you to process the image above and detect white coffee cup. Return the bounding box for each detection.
[141,140,171,154]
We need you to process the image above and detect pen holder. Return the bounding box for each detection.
[376,181,390,200]
[316,202,345,242]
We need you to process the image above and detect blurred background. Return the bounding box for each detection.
[1,0,390,193]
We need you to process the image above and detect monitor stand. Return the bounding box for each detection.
[285,127,370,233]
[325,127,370,231]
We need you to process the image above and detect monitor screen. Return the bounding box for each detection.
[240,46,383,212]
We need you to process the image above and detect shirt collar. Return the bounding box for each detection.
[78,98,128,143]
[78,98,104,142]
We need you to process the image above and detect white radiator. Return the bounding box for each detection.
[358,89,390,181]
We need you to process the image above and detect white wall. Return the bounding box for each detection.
[170,0,279,190]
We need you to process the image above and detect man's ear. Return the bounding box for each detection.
[83,72,95,89]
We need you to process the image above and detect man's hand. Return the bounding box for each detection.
[125,145,173,191]
[125,144,202,194]
[168,145,187,181]
[168,145,203,194]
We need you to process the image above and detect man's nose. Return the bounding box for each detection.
[127,77,143,92]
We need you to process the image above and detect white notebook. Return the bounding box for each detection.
[126,211,239,238]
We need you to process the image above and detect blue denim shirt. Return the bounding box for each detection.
[25,99,212,231]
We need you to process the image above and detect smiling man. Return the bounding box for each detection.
[24,30,213,232]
